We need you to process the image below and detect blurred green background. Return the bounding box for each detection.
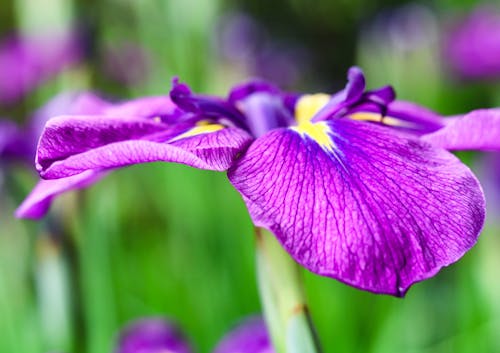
[1,0,500,352]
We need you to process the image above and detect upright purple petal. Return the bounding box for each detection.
[170,80,247,128]
[213,317,273,353]
[229,120,484,296]
[114,318,192,353]
[344,66,367,103]
[312,67,367,122]
[422,109,500,150]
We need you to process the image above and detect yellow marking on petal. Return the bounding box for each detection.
[291,121,335,151]
[153,116,162,123]
[349,112,412,128]
[169,120,224,142]
[295,94,331,124]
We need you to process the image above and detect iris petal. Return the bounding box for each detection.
[37,114,253,178]
[229,119,485,296]
[422,108,500,150]
[36,114,174,171]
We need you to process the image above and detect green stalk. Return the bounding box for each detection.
[255,227,322,353]
[34,230,72,351]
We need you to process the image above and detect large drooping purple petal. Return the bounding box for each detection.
[229,120,485,296]
[15,170,105,219]
[37,114,253,178]
[114,317,192,353]
[36,115,175,170]
[13,92,114,219]
[422,109,500,150]
[15,95,177,219]
[213,317,273,353]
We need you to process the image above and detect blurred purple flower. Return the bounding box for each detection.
[0,33,83,105]
[217,13,263,63]
[0,120,30,163]
[101,41,152,86]
[115,318,192,353]
[445,6,500,80]
[216,12,310,88]
[25,67,487,296]
[213,316,273,353]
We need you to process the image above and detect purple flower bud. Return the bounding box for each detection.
[115,318,193,353]
[213,317,273,353]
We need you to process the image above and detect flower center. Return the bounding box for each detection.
[294,93,331,124]
[292,94,336,152]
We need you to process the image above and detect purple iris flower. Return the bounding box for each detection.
[444,6,500,80]
[213,316,273,353]
[0,33,82,105]
[114,317,193,353]
[114,316,271,353]
[24,67,485,296]
[16,93,177,219]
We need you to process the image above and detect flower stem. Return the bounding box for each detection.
[255,227,322,353]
